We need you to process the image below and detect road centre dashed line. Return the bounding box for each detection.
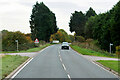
[58,48,71,80]
[67,74,71,80]
[60,57,62,62]
[62,64,66,71]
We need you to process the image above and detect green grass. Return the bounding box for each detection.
[1,55,29,79]
[70,45,117,58]
[97,60,120,73]
[2,43,51,53]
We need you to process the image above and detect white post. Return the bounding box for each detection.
[110,43,113,54]
[110,44,111,54]
[17,41,18,51]
[15,40,18,51]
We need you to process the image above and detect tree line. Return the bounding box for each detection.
[1,1,120,52]
[69,1,120,52]
[29,1,120,52]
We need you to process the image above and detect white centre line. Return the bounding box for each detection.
[62,64,66,71]
[60,57,62,62]
[58,48,71,80]
[67,74,71,80]
[59,54,60,57]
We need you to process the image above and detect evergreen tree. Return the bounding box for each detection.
[30,2,58,42]
[69,11,86,36]
[111,1,120,48]
[86,7,97,20]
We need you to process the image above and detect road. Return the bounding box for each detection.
[14,44,118,79]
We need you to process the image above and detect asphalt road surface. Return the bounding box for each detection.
[14,44,119,79]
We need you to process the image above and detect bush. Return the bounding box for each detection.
[116,46,120,55]
[75,36,85,42]
[69,35,75,42]
[2,30,35,51]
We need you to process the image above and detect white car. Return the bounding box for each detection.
[61,42,69,50]
[52,40,59,44]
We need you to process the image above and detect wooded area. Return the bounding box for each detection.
[69,1,120,52]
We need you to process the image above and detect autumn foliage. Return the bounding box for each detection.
[50,29,73,43]
[2,30,35,51]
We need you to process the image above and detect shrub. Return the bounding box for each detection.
[75,36,85,42]
[116,46,120,55]
[2,30,35,51]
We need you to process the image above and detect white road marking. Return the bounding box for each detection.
[11,45,51,78]
[71,48,119,77]
[59,54,60,57]
[62,64,66,71]
[67,74,71,80]
[11,58,33,78]
[58,48,71,80]
[92,61,119,78]
[60,57,62,62]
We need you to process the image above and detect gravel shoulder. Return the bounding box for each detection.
[82,55,120,61]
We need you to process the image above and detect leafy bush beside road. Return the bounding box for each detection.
[75,36,85,42]
[2,43,51,53]
[2,30,35,51]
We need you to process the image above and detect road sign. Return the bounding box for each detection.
[110,43,113,46]
[15,40,18,42]
[34,38,39,43]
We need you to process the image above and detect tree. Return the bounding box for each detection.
[84,1,120,52]
[30,2,58,42]
[69,35,75,42]
[84,16,96,39]
[84,7,97,39]
[69,11,86,36]
[86,7,97,20]
[50,29,71,42]
[111,1,120,47]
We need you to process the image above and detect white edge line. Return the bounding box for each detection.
[11,58,33,78]
[92,61,119,78]
[71,48,119,78]
[10,45,50,78]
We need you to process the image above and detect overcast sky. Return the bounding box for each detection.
[0,0,119,35]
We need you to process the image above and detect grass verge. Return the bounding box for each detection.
[70,45,117,58]
[2,43,51,53]
[97,60,120,73]
[1,55,29,79]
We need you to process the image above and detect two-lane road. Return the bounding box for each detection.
[14,44,118,79]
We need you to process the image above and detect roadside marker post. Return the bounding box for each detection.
[110,43,113,54]
[15,40,18,51]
